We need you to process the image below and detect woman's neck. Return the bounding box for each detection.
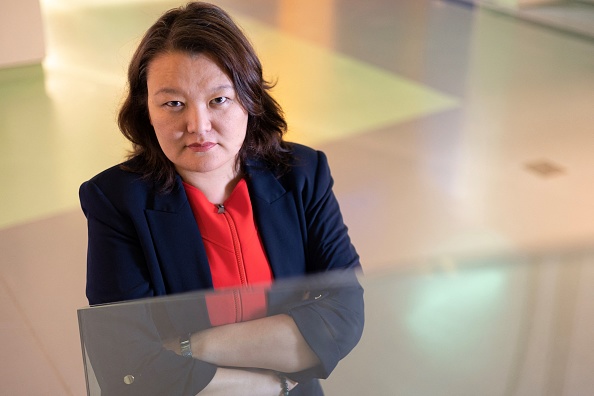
[178,167,242,204]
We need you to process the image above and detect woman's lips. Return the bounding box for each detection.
[187,142,216,152]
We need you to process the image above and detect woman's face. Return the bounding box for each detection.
[146,51,248,184]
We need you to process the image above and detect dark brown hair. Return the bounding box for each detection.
[118,1,290,191]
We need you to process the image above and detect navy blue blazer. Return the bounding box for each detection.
[80,144,364,395]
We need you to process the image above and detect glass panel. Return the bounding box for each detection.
[77,271,363,395]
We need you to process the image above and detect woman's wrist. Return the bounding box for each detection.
[190,328,209,360]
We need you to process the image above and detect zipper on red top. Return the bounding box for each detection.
[218,204,247,321]
[218,205,247,286]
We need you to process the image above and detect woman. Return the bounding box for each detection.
[80,2,363,395]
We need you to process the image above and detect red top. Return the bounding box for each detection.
[183,179,272,325]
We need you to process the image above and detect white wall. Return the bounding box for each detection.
[0,0,45,68]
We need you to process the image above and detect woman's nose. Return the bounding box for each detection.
[186,104,211,134]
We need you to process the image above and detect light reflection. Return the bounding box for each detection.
[406,267,506,361]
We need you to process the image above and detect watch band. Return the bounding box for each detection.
[180,333,192,358]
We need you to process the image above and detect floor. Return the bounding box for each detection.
[1,0,594,394]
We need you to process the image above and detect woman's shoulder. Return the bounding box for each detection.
[80,158,155,202]
[285,143,328,173]
[257,143,332,195]
[84,159,142,185]
[285,143,332,184]
[287,142,320,161]
[248,143,325,179]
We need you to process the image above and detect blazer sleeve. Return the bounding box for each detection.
[79,176,217,395]
[283,148,365,381]
[80,301,217,396]
[80,178,154,304]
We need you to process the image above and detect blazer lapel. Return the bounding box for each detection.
[144,177,213,291]
[143,164,307,292]
[246,163,307,279]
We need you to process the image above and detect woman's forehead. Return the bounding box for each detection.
[147,51,234,90]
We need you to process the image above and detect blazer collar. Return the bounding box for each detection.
[149,160,288,213]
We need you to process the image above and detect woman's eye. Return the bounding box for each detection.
[211,97,228,105]
[164,101,183,108]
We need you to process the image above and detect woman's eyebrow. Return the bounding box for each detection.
[210,84,234,93]
[152,85,234,96]
[153,87,182,96]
